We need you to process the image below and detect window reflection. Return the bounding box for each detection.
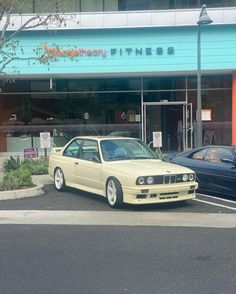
[144,77,186,90]
[0,75,232,152]
[14,0,236,13]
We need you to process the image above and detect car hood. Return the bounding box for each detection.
[106,159,194,176]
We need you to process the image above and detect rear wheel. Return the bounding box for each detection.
[54,168,66,191]
[106,177,123,208]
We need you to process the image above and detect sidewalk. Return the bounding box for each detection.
[0,171,53,201]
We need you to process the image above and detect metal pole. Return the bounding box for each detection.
[195,4,212,148]
[196,23,202,147]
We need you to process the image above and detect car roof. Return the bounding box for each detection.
[203,145,235,148]
[196,145,236,152]
[168,145,236,158]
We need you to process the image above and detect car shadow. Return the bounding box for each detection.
[61,186,195,212]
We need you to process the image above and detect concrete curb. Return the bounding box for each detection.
[0,183,44,201]
[0,175,52,201]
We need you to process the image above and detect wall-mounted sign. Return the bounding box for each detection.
[84,112,90,120]
[202,109,212,121]
[40,132,51,149]
[153,132,162,148]
[121,112,126,120]
[43,44,107,59]
[24,147,38,159]
[111,47,174,56]
[42,44,175,60]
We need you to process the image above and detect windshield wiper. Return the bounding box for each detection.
[132,156,153,159]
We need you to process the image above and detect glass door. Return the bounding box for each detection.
[183,103,193,150]
[143,102,192,153]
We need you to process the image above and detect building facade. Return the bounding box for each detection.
[0,0,236,155]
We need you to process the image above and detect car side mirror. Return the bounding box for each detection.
[221,158,236,166]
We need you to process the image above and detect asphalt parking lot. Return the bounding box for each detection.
[0,184,235,214]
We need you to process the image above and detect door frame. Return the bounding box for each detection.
[142,101,193,151]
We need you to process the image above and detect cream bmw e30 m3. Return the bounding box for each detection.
[48,136,198,208]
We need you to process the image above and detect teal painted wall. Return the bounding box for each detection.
[3,25,236,75]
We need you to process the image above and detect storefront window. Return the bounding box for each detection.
[68,79,105,92]
[143,90,186,102]
[202,89,232,145]
[104,0,118,11]
[68,78,141,92]
[187,75,231,89]
[10,0,236,14]
[0,75,232,153]
[202,0,227,8]
[81,0,103,12]
[188,88,232,146]
[13,0,33,13]
[104,78,141,91]
[34,0,59,13]
[144,77,186,90]
[172,0,199,9]
[1,80,30,93]
[66,92,141,137]
[119,0,150,10]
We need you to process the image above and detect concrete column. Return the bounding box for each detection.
[232,72,236,145]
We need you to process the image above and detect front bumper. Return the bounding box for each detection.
[122,182,198,204]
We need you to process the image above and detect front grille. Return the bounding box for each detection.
[164,175,177,184]
[136,174,195,186]
[153,174,193,184]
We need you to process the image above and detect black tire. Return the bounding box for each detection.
[54,168,66,191]
[106,177,123,208]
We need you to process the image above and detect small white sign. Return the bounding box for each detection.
[202,109,212,121]
[40,132,51,148]
[153,132,162,148]
[84,112,89,120]
[121,112,126,120]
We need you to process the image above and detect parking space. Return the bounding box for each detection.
[0,184,235,214]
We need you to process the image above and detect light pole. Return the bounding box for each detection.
[196,4,212,147]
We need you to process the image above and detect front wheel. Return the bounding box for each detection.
[54,168,66,191]
[106,177,123,208]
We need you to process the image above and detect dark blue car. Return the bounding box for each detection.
[164,145,236,198]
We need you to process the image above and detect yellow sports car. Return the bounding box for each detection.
[48,136,198,208]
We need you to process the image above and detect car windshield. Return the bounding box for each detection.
[100,139,157,161]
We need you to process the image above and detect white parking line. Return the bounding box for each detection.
[194,198,236,211]
[197,193,236,204]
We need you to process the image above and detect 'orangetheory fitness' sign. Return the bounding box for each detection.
[42,44,175,60]
[43,44,107,59]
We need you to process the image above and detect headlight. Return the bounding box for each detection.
[182,174,188,182]
[189,174,195,181]
[147,176,154,184]
[137,177,145,185]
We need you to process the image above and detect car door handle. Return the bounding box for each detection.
[75,162,79,165]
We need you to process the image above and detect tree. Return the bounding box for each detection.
[0,0,75,76]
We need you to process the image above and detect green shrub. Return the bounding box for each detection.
[0,155,48,191]
[0,166,33,191]
[22,156,49,175]
[0,182,4,191]
[2,156,21,173]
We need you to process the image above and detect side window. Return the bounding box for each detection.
[63,139,81,158]
[204,148,221,163]
[217,148,234,162]
[79,140,100,162]
[191,149,208,160]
